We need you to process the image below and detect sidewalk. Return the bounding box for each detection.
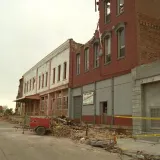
[117,138,160,155]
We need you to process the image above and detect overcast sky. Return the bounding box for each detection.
[0,0,98,109]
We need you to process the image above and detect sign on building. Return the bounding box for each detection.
[83,91,94,105]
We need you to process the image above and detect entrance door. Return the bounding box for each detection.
[100,101,108,124]
[74,96,82,120]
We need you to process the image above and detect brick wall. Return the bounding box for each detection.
[137,13,160,65]
[136,0,160,65]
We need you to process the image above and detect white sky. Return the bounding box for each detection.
[0,0,98,109]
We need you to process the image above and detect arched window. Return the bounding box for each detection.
[93,42,99,68]
[114,22,126,58]
[84,47,89,71]
[104,0,111,23]
[104,32,111,64]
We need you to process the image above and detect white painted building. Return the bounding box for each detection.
[16,39,74,116]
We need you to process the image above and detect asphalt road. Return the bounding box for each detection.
[0,120,128,160]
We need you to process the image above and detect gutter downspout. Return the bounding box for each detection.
[94,82,96,125]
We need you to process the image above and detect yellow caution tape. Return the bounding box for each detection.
[115,116,160,120]
[133,134,160,137]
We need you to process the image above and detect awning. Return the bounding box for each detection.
[13,94,40,102]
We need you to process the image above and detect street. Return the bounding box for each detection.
[0,121,128,160]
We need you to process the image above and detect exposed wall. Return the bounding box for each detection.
[135,0,160,65]
[50,48,69,89]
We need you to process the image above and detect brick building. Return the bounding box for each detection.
[15,77,24,115]
[68,0,160,131]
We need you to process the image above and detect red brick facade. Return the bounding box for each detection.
[69,0,138,88]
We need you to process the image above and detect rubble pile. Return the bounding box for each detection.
[52,124,72,137]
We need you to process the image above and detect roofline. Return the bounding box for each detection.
[23,39,72,76]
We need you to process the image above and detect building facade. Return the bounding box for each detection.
[69,0,160,129]
[15,39,81,117]
[15,77,24,115]
[15,0,160,132]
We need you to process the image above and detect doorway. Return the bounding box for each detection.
[100,101,108,124]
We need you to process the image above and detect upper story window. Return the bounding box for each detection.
[104,0,111,23]
[63,62,67,79]
[84,48,89,71]
[32,78,35,90]
[42,74,44,88]
[53,68,56,83]
[58,65,61,81]
[27,81,29,92]
[94,43,99,68]
[104,35,111,64]
[24,83,27,93]
[45,72,48,87]
[117,27,125,58]
[76,53,80,75]
[30,79,32,91]
[117,0,124,15]
[39,76,41,89]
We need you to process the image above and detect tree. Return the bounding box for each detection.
[2,106,13,115]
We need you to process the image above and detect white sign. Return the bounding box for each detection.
[83,92,94,105]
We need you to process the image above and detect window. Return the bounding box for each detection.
[27,81,29,92]
[151,108,160,128]
[63,96,68,109]
[84,48,89,71]
[104,0,111,23]
[94,43,99,68]
[76,53,80,75]
[40,97,45,111]
[30,79,32,91]
[63,62,67,79]
[117,0,124,14]
[24,83,27,93]
[117,27,125,58]
[104,36,111,63]
[45,72,48,87]
[57,92,62,109]
[53,68,56,83]
[58,65,61,81]
[39,76,41,89]
[32,78,35,90]
[42,74,44,88]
